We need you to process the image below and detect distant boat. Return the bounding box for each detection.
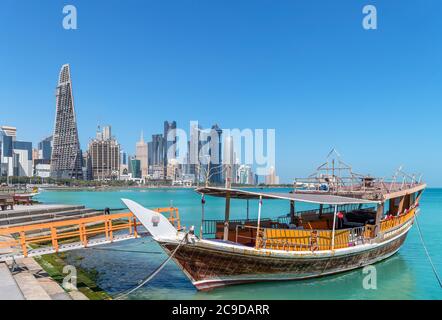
[123,158,426,291]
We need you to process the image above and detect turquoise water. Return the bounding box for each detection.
[35,188,442,300]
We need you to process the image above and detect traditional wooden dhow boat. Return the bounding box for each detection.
[122,162,426,291]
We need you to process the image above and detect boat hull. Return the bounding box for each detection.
[162,230,409,291]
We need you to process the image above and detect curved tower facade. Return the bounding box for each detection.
[50,64,83,179]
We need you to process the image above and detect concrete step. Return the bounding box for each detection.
[13,271,52,300]
[2,211,104,230]
[21,258,72,300]
[0,209,99,226]
[0,262,24,300]
[0,205,86,219]
[0,207,91,222]
[38,278,72,300]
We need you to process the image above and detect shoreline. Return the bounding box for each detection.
[36,185,294,192]
[34,252,111,300]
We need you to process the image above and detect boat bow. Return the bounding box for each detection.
[121,198,181,242]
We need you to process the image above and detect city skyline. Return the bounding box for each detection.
[1,1,442,185]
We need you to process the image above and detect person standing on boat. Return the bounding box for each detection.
[337,211,344,229]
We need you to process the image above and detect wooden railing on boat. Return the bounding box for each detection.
[202,218,272,238]
[276,204,364,225]
[259,228,360,251]
[380,208,416,233]
[253,209,416,252]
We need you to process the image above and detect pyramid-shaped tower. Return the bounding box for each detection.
[50,64,83,179]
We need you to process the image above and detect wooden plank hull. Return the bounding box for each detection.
[162,230,409,291]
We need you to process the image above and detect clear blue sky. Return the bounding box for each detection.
[1,0,441,185]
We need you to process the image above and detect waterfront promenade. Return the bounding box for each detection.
[0,258,89,300]
[0,262,23,300]
[0,225,89,300]
[0,202,102,300]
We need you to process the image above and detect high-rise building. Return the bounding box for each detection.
[167,158,181,181]
[50,64,83,179]
[102,126,111,141]
[265,166,280,185]
[120,151,127,166]
[88,126,121,180]
[0,127,33,177]
[208,124,223,185]
[151,134,164,166]
[223,135,236,186]
[163,121,177,161]
[130,158,141,179]
[237,165,255,185]
[0,127,15,177]
[189,122,203,181]
[163,121,177,176]
[136,131,148,178]
[38,136,53,161]
[82,151,93,181]
[0,126,16,140]
[13,141,33,176]
[32,148,39,162]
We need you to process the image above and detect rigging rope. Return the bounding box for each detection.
[114,232,190,300]
[88,247,163,254]
[415,216,442,288]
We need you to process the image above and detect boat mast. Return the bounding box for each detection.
[223,190,231,241]
[223,164,232,240]
[246,199,250,221]
[374,202,385,237]
[289,201,295,224]
[331,204,338,250]
[200,194,205,239]
[255,196,263,249]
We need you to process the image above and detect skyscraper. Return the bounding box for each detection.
[88,126,121,180]
[151,134,164,166]
[38,136,53,161]
[0,126,33,177]
[0,127,14,177]
[130,158,141,179]
[50,64,83,179]
[120,150,127,165]
[223,135,236,186]
[163,120,177,176]
[189,122,202,181]
[136,131,148,178]
[208,124,223,185]
[237,165,254,185]
[265,166,280,185]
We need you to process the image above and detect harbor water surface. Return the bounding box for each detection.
[35,188,442,300]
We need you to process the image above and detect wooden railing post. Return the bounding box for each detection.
[80,223,87,247]
[104,219,110,240]
[50,227,59,252]
[19,231,27,257]
[175,209,181,230]
[128,218,132,235]
[109,219,114,242]
[133,217,138,238]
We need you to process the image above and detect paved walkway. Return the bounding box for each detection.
[0,262,24,300]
